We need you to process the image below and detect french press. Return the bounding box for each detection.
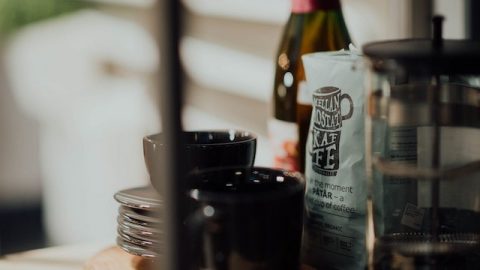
[363,17,480,269]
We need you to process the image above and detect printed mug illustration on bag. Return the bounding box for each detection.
[310,87,353,176]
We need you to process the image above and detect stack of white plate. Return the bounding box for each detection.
[114,186,163,258]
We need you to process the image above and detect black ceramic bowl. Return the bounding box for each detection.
[143,130,257,192]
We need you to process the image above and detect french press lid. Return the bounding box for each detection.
[364,16,480,128]
[363,16,480,74]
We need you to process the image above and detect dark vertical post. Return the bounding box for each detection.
[431,15,444,243]
[157,0,187,269]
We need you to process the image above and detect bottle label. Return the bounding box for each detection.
[292,0,319,13]
[268,118,300,171]
[292,0,340,13]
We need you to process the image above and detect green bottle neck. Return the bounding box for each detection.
[291,0,341,13]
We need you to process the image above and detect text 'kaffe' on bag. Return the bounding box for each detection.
[311,87,353,176]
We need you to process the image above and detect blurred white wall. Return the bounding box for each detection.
[0,54,42,208]
[434,0,466,39]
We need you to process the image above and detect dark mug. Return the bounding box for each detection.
[186,167,305,270]
[143,130,257,192]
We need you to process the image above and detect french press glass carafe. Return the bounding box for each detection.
[363,17,480,269]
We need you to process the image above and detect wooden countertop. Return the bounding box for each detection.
[0,243,155,270]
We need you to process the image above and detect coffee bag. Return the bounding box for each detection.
[301,50,366,270]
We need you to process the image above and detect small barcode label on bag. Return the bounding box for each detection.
[401,203,425,230]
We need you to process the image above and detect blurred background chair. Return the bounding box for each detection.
[1,0,159,251]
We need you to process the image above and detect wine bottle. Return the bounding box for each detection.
[269,0,351,172]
